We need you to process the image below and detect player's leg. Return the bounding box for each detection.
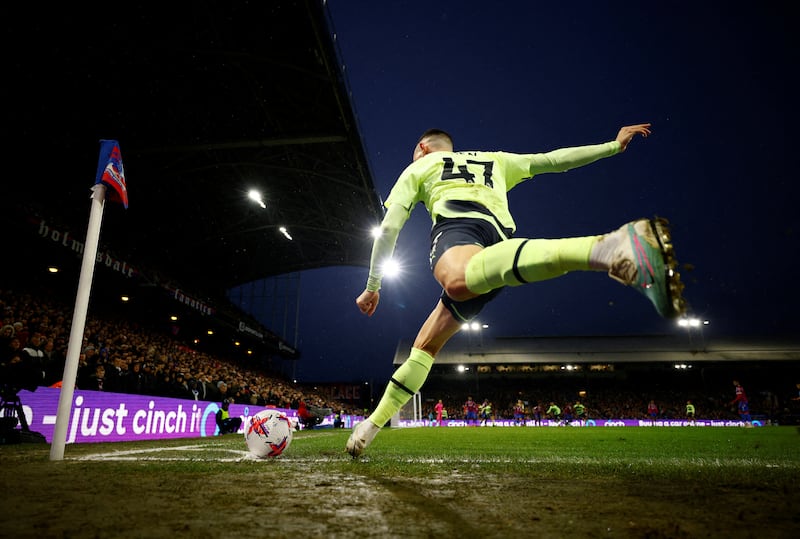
[741,403,753,426]
[350,221,497,447]
[346,301,462,457]
[463,217,686,318]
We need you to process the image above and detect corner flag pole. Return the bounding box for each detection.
[49,184,107,460]
[50,140,127,461]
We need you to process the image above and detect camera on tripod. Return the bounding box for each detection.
[0,361,47,444]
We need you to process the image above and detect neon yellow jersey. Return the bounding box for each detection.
[385,141,620,234]
[547,404,561,415]
[366,140,620,291]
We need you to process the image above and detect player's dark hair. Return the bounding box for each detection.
[418,128,453,147]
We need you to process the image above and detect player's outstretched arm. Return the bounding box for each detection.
[356,289,380,317]
[526,123,651,177]
[615,123,651,152]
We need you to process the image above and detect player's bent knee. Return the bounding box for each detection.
[440,287,503,323]
[441,281,474,302]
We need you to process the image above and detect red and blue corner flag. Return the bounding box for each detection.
[95,139,128,208]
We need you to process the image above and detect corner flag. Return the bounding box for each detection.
[95,139,128,208]
[50,139,129,461]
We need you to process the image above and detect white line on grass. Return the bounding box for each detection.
[74,430,338,462]
[73,447,799,469]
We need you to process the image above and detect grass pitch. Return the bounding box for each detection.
[2,426,798,538]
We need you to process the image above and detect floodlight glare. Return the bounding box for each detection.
[381,258,400,277]
[279,226,293,240]
[678,316,704,328]
[461,321,486,332]
[371,227,382,238]
[248,190,266,208]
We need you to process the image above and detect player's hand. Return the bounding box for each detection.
[616,123,651,152]
[356,289,380,316]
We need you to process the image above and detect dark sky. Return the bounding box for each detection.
[288,1,795,384]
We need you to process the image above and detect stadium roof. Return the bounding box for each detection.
[6,0,383,297]
[395,335,800,366]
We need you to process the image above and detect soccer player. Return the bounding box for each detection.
[463,395,479,425]
[532,402,544,426]
[562,403,574,426]
[546,402,563,426]
[434,398,444,427]
[479,399,492,426]
[573,400,587,426]
[647,399,659,424]
[346,124,687,457]
[513,399,526,427]
[729,380,753,427]
[685,400,696,426]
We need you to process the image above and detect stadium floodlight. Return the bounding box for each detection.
[461,321,487,331]
[248,189,266,208]
[677,316,704,328]
[371,226,382,238]
[279,226,293,240]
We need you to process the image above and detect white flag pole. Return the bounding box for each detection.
[49,183,107,461]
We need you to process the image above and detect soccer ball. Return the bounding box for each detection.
[244,409,293,458]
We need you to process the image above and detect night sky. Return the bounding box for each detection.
[288,1,795,384]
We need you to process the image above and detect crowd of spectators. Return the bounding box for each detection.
[0,287,360,416]
[3,286,798,427]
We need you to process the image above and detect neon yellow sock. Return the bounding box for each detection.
[368,348,434,427]
[465,236,600,295]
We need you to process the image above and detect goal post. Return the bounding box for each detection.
[392,391,422,426]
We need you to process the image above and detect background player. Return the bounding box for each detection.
[729,380,753,427]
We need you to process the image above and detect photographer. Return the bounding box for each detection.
[1,339,45,394]
[215,399,242,435]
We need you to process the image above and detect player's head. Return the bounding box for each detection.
[414,128,453,161]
